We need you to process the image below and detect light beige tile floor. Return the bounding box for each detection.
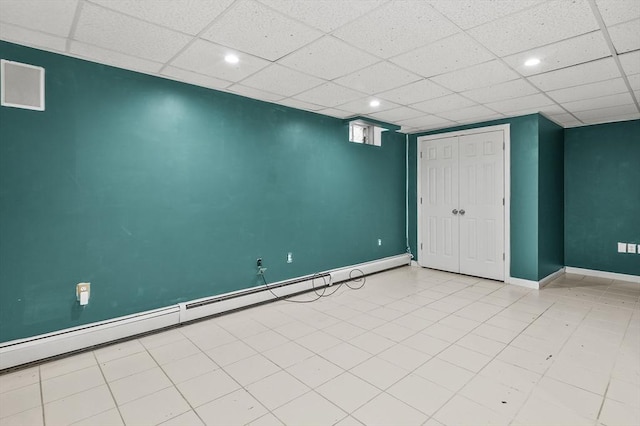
[1,266,639,426]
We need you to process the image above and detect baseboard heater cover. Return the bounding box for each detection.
[0,254,411,371]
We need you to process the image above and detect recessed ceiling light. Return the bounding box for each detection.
[224,54,239,64]
[369,100,380,107]
[524,57,540,67]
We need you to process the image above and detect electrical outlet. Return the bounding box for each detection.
[287,252,293,263]
[76,282,90,306]
[378,239,382,246]
[628,243,637,254]
[618,242,627,253]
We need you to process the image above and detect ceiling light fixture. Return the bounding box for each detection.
[369,100,381,107]
[524,57,540,67]
[224,54,239,64]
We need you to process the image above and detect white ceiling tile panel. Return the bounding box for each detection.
[0,0,78,37]
[431,60,519,92]
[595,0,640,26]
[535,105,567,115]
[74,3,191,62]
[608,19,640,54]
[292,82,365,108]
[161,66,232,90]
[369,107,425,123]
[469,0,599,56]
[90,0,235,35]
[547,78,629,103]
[619,51,640,76]
[411,94,476,114]
[69,41,163,74]
[573,104,639,121]
[486,93,554,114]
[629,74,640,91]
[462,79,540,104]
[170,39,270,82]
[390,33,494,78]
[503,31,611,76]
[378,80,451,105]
[258,0,387,32]
[437,105,498,121]
[0,22,67,52]
[277,98,324,111]
[579,111,640,124]
[332,1,459,58]
[227,84,285,102]
[547,113,582,127]
[396,115,456,130]
[239,64,323,97]
[561,92,636,113]
[316,108,353,118]
[333,61,421,95]
[277,36,379,80]
[427,0,545,30]
[527,58,621,91]
[337,98,401,115]
[201,0,321,61]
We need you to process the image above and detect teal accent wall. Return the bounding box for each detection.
[565,120,640,276]
[0,41,407,343]
[409,115,541,281]
[537,115,564,280]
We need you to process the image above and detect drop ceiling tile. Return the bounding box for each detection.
[333,1,459,58]
[411,94,476,114]
[240,64,323,97]
[504,31,611,76]
[629,74,640,91]
[619,51,640,76]
[334,62,421,95]
[431,60,519,92]
[527,58,621,91]
[317,108,353,119]
[535,105,567,115]
[278,98,324,111]
[396,115,455,131]
[0,0,77,37]
[337,97,401,115]
[469,0,599,56]
[561,92,636,113]
[90,0,234,35]
[378,80,451,105]
[278,36,379,80]
[0,23,66,52]
[293,82,365,108]
[609,19,640,54]
[258,0,386,32]
[486,93,554,114]
[201,0,321,61]
[74,3,191,62]
[438,105,499,122]
[462,79,539,104]
[547,113,582,127]
[390,33,494,78]
[573,104,639,121]
[161,66,232,91]
[427,0,545,30]
[227,84,285,103]
[170,39,270,82]
[579,110,640,124]
[69,41,163,74]
[595,0,640,26]
[370,107,425,123]
[547,78,629,103]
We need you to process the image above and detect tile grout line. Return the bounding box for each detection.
[91,350,126,426]
[38,365,45,426]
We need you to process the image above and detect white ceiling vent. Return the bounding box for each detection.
[1,59,45,111]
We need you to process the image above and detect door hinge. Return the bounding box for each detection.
[503,142,505,150]
[420,243,423,250]
[420,197,422,204]
[420,151,423,158]
[503,253,505,260]
[502,197,505,205]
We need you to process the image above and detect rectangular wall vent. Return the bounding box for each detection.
[1,59,45,111]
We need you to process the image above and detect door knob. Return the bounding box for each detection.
[452,209,458,215]
[459,209,465,215]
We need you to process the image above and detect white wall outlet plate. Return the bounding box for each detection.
[618,242,627,253]
[627,243,637,254]
[378,239,382,246]
[287,252,293,263]
[76,282,90,305]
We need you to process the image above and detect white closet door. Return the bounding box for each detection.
[458,131,505,280]
[420,136,459,273]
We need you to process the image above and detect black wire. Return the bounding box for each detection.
[259,268,366,303]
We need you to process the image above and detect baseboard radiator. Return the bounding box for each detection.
[0,254,411,371]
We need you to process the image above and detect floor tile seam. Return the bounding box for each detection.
[38,366,45,426]
[0,396,42,422]
[272,388,346,424]
[94,346,148,365]
[0,376,42,397]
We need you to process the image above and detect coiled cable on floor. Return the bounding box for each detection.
[259,268,366,303]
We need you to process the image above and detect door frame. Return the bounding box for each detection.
[417,124,511,282]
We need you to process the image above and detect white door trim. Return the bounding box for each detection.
[417,124,511,282]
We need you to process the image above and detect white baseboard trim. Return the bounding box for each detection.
[564,267,640,283]
[507,267,565,290]
[0,254,411,371]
